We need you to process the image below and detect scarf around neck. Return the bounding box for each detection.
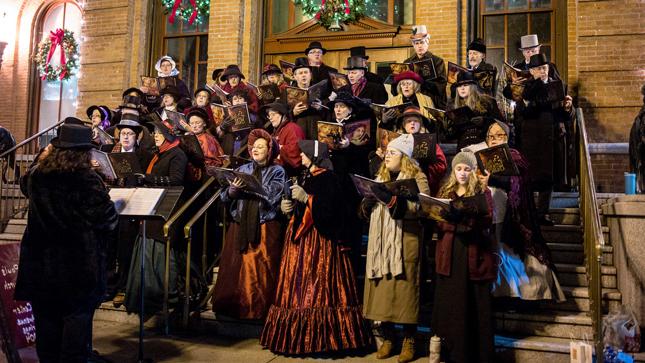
[146,139,180,174]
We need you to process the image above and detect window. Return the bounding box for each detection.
[481,0,554,71]
[36,1,82,130]
[266,0,414,35]
[161,7,209,94]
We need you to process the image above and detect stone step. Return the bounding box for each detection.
[540,224,609,245]
[554,263,617,288]
[538,286,622,313]
[548,208,581,225]
[495,335,571,363]
[0,233,24,244]
[548,243,613,265]
[3,220,27,235]
[494,311,592,339]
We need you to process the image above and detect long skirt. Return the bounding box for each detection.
[431,236,493,363]
[260,225,371,354]
[211,221,283,320]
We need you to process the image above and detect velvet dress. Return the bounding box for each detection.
[260,168,371,354]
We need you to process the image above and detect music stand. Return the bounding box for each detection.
[114,187,183,363]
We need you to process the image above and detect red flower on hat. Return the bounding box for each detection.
[393,71,424,85]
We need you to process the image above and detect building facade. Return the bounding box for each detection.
[0,0,643,190]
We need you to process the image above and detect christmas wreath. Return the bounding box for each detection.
[162,0,210,25]
[34,28,79,82]
[294,0,366,28]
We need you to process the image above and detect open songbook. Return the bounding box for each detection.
[350,174,419,204]
[371,102,412,125]
[328,72,350,91]
[206,166,267,200]
[474,143,519,176]
[418,193,452,222]
[502,62,532,101]
[91,150,143,180]
[209,103,253,132]
[285,80,327,108]
[109,187,166,216]
[317,119,371,149]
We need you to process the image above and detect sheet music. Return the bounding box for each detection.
[109,188,166,216]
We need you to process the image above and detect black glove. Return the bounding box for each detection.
[220,116,234,133]
[370,183,394,205]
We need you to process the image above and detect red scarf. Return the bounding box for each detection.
[351,77,367,97]
[146,139,180,173]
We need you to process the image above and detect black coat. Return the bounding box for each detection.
[311,63,338,85]
[15,167,118,305]
[405,52,448,109]
[446,95,504,149]
[356,81,389,105]
[145,145,188,186]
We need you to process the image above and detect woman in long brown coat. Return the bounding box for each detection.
[360,134,430,363]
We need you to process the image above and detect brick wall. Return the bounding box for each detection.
[415,0,467,64]
[591,153,630,193]
[568,0,645,143]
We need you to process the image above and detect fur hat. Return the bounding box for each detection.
[388,134,415,158]
[298,140,333,170]
[467,38,486,54]
[451,151,477,170]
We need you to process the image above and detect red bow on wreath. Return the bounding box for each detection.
[43,28,67,80]
[315,0,351,19]
[168,0,198,25]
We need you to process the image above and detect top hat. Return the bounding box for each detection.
[350,46,369,60]
[343,56,368,71]
[115,116,143,134]
[454,71,478,87]
[528,53,548,68]
[304,41,327,55]
[220,65,246,82]
[467,38,487,54]
[292,57,311,72]
[519,34,540,50]
[410,25,429,40]
[51,123,95,149]
[327,91,363,111]
[262,64,282,76]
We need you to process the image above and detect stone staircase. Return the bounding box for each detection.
[494,193,629,362]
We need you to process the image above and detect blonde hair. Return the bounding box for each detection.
[396,80,421,95]
[376,153,421,182]
[453,84,493,114]
[437,167,485,198]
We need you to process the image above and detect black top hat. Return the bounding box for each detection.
[115,116,143,134]
[292,57,311,72]
[160,85,181,101]
[122,87,144,99]
[327,91,364,111]
[343,56,368,71]
[262,63,282,76]
[211,68,224,81]
[261,102,289,117]
[528,53,549,68]
[304,41,327,55]
[147,120,177,143]
[186,107,211,127]
[454,71,478,87]
[220,65,246,82]
[51,123,95,149]
[350,46,369,60]
[467,38,486,54]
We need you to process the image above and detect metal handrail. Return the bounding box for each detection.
[178,188,223,327]
[576,107,605,362]
[161,176,217,334]
[0,121,64,159]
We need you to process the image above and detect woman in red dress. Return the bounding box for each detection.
[261,140,371,355]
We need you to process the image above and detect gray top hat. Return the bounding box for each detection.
[519,34,540,50]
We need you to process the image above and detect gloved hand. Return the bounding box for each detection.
[290,184,308,203]
[382,109,398,124]
[370,183,394,205]
[280,199,294,214]
[220,116,234,133]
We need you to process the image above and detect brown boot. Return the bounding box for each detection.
[376,339,393,359]
[398,337,416,363]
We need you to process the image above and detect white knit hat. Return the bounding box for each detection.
[388,134,414,158]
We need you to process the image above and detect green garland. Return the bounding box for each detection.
[34,29,79,82]
[161,0,210,25]
[294,0,366,28]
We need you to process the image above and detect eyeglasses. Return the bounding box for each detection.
[487,133,507,141]
[399,80,415,87]
[308,50,323,55]
[120,131,136,137]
